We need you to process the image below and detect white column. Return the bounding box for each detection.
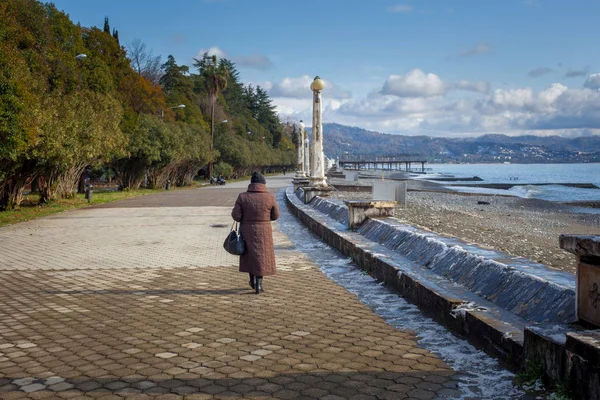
[299,123,306,176]
[304,137,310,177]
[295,125,303,178]
[310,84,327,186]
[295,122,306,178]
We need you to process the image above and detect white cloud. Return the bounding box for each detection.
[269,76,313,99]
[584,73,600,90]
[194,47,273,70]
[490,88,535,109]
[380,69,490,98]
[388,4,413,13]
[528,67,554,78]
[382,70,446,97]
[564,68,589,78]
[268,75,351,100]
[234,53,273,70]
[452,80,490,94]
[195,46,226,60]
[270,70,600,137]
[458,43,492,57]
[367,84,598,134]
[538,83,568,108]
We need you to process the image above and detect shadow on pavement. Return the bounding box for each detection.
[0,370,460,398]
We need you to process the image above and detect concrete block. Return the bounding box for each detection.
[344,200,396,230]
[344,171,359,182]
[292,178,310,192]
[560,234,600,327]
[302,186,335,204]
[560,235,600,257]
[373,182,407,207]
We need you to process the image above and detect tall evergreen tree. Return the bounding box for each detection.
[103,16,110,34]
[160,55,191,96]
[220,60,247,117]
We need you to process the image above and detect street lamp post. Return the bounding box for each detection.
[310,76,327,187]
[161,104,185,119]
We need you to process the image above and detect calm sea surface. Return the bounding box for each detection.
[423,163,600,202]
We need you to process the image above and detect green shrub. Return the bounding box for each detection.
[214,162,234,178]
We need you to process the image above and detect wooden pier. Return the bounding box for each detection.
[338,155,428,173]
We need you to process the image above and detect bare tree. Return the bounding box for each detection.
[127,38,162,84]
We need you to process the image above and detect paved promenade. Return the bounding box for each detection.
[0,176,460,399]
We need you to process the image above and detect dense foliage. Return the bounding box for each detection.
[0,0,295,210]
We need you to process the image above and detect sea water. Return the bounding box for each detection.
[424,163,600,202]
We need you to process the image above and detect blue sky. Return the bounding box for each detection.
[50,0,600,137]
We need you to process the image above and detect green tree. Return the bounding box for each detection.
[221,60,248,118]
[193,52,230,178]
[103,16,110,34]
[34,91,125,202]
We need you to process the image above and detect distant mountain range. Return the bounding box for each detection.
[317,123,600,163]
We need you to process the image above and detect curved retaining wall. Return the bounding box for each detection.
[357,219,576,324]
[286,186,578,366]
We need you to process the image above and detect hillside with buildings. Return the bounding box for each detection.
[322,123,600,163]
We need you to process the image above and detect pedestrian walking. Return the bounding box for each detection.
[231,172,280,294]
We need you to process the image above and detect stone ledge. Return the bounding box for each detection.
[560,234,600,257]
[330,184,372,193]
[285,186,527,365]
[566,331,600,366]
[345,200,396,230]
[298,186,336,204]
[524,326,600,400]
[344,200,396,208]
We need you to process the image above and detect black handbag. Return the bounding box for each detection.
[223,222,245,255]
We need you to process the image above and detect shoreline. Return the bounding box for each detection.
[333,178,600,208]
[328,178,600,274]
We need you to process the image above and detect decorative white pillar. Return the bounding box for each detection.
[295,121,306,178]
[310,76,327,187]
[304,137,310,177]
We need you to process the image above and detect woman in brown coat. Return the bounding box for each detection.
[231,172,280,294]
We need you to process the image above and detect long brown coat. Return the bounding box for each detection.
[231,183,280,276]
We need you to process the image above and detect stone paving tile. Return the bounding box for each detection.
[0,184,457,399]
[0,207,240,271]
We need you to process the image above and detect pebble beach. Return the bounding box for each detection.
[329,178,600,274]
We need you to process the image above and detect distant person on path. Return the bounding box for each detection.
[231,172,280,294]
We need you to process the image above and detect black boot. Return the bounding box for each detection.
[249,273,255,289]
[255,276,263,294]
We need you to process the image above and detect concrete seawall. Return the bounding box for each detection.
[286,186,578,368]
[308,193,575,324]
[356,219,575,324]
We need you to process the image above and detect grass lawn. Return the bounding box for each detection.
[0,173,278,227]
[0,185,204,227]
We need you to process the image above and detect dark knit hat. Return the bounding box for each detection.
[251,172,266,184]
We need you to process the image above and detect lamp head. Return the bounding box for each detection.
[297,120,305,130]
[311,76,325,92]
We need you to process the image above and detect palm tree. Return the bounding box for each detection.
[194,52,230,178]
